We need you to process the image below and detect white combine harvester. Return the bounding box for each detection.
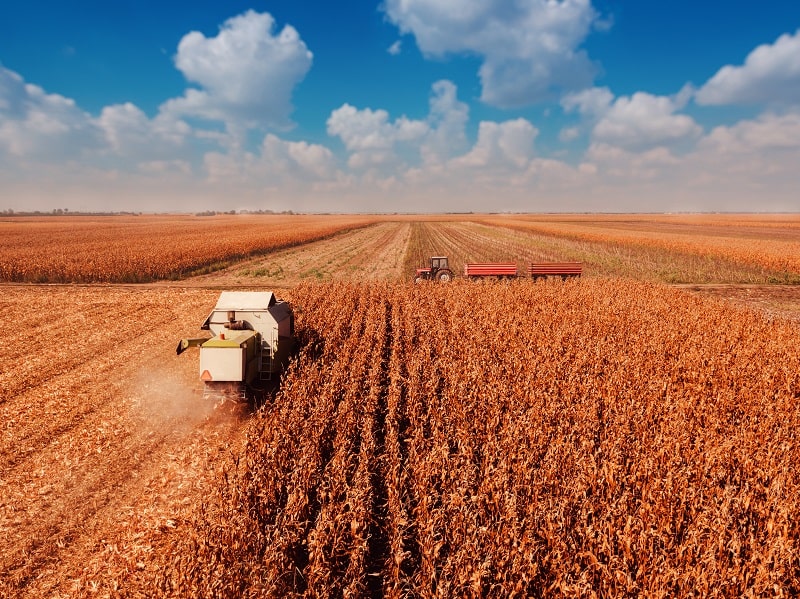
[176,291,295,401]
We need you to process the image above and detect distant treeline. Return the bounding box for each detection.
[1,209,141,216]
[1,209,298,217]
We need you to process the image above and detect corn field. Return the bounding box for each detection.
[2,215,799,596]
[483,216,800,281]
[0,215,375,283]
[3,214,799,284]
[152,279,800,597]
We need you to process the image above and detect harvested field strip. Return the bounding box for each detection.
[155,280,800,597]
[210,221,412,287]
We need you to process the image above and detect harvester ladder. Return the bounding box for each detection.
[259,338,274,380]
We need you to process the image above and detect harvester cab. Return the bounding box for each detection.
[414,256,453,283]
[176,291,295,401]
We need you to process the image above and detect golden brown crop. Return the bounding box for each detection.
[0,214,377,283]
[154,279,800,598]
[481,215,800,280]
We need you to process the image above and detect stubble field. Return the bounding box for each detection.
[1,214,799,598]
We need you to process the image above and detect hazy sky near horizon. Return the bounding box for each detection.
[2,1,800,213]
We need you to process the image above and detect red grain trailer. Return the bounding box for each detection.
[528,262,582,280]
[463,263,518,279]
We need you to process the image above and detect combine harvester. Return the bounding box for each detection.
[415,255,582,282]
[176,291,295,401]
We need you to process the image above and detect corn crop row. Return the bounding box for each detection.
[154,279,800,598]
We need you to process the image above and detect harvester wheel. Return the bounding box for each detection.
[437,269,453,282]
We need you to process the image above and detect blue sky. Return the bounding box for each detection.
[1,1,800,213]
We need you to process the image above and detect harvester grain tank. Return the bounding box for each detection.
[176,291,295,400]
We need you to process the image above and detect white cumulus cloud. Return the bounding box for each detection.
[696,29,800,106]
[326,104,429,171]
[383,0,598,107]
[98,103,190,157]
[451,118,538,169]
[563,86,702,151]
[420,80,469,164]
[202,134,342,206]
[326,80,538,190]
[163,10,313,130]
[263,134,337,180]
[0,65,194,166]
[0,66,102,159]
[326,81,474,172]
[327,104,428,152]
[698,111,800,154]
[561,86,614,117]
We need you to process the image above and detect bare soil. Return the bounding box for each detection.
[180,220,411,289]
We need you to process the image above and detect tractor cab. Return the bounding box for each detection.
[414,256,454,283]
[431,256,449,271]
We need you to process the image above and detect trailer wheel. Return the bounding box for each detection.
[437,269,453,282]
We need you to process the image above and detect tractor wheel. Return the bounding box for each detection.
[413,275,424,284]
[437,269,453,282]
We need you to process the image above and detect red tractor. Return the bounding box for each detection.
[414,256,454,283]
